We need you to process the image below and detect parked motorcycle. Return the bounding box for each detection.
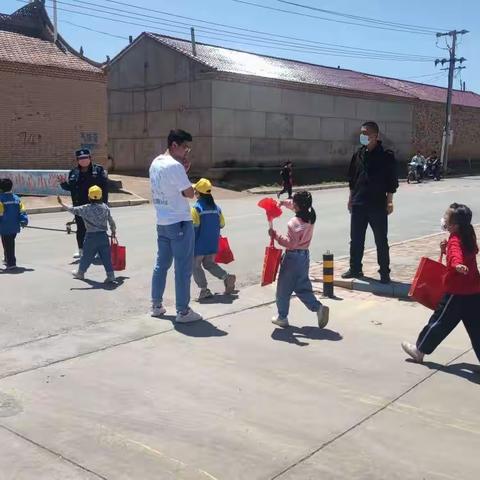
[407,162,422,183]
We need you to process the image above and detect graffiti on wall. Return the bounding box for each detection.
[17,131,42,145]
[0,170,69,196]
[80,131,99,152]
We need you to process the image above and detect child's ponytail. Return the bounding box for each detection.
[293,191,316,225]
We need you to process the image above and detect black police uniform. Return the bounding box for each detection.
[347,141,399,278]
[61,161,108,249]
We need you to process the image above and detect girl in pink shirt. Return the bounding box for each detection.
[269,191,330,328]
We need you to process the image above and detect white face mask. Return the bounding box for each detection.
[441,217,448,231]
[360,134,370,146]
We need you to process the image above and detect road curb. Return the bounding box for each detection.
[26,193,149,215]
[313,277,411,299]
[247,183,348,195]
[246,174,477,195]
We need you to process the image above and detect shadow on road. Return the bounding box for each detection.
[198,292,239,305]
[175,320,228,338]
[422,361,480,385]
[0,267,35,274]
[70,276,129,291]
[272,326,343,347]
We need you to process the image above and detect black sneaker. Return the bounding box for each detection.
[341,270,363,279]
[380,274,391,284]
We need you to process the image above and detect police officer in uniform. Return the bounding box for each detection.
[61,149,108,259]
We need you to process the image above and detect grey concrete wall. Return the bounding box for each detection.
[211,80,414,169]
[108,36,213,173]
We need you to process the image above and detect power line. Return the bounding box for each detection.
[62,19,128,40]
[34,0,437,62]
[233,0,438,35]
[58,0,436,60]
[405,72,448,80]
[37,0,436,62]
[278,0,444,33]
[81,0,437,59]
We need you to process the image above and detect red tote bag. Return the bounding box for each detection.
[409,255,447,310]
[111,236,126,271]
[261,238,283,286]
[215,236,234,264]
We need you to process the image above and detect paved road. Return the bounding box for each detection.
[1,288,478,480]
[2,178,480,480]
[3,176,480,349]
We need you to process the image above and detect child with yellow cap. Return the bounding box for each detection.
[191,178,236,299]
[57,185,117,283]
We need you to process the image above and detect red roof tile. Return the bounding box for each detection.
[0,30,101,73]
[147,33,480,109]
[0,1,102,74]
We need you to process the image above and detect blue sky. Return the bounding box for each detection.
[5,0,479,92]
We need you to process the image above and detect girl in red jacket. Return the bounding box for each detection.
[402,203,480,364]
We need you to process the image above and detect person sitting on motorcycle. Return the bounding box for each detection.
[426,151,441,180]
[410,150,426,179]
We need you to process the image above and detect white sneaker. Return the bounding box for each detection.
[224,274,236,294]
[198,288,213,300]
[317,305,330,329]
[176,308,202,323]
[272,316,289,328]
[72,270,85,280]
[73,249,83,259]
[151,305,167,317]
[401,342,424,363]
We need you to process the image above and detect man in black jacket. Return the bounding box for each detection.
[61,149,108,259]
[343,121,399,284]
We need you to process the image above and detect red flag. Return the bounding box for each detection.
[258,197,282,223]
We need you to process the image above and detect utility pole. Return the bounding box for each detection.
[435,29,468,173]
[190,27,197,57]
[53,0,58,43]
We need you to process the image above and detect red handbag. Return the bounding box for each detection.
[111,236,126,271]
[215,236,234,264]
[409,255,447,310]
[261,238,283,286]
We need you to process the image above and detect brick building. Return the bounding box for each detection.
[108,33,480,181]
[0,0,107,170]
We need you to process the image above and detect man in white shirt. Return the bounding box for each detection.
[150,129,202,323]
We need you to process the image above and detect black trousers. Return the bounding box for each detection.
[279,182,293,199]
[417,293,480,361]
[350,205,390,275]
[1,234,17,267]
[75,216,86,249]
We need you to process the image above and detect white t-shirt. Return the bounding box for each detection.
[149,153,192,225]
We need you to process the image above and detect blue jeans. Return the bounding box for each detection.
[151,221,194,313]
[79,232,113,274]
[350,205,390,276]
[276,250,321,319]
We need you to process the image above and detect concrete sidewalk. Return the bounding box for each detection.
[22,174,246,215]
[310,225,480,299]
[0,284,478,480]
[110,174,249,201]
